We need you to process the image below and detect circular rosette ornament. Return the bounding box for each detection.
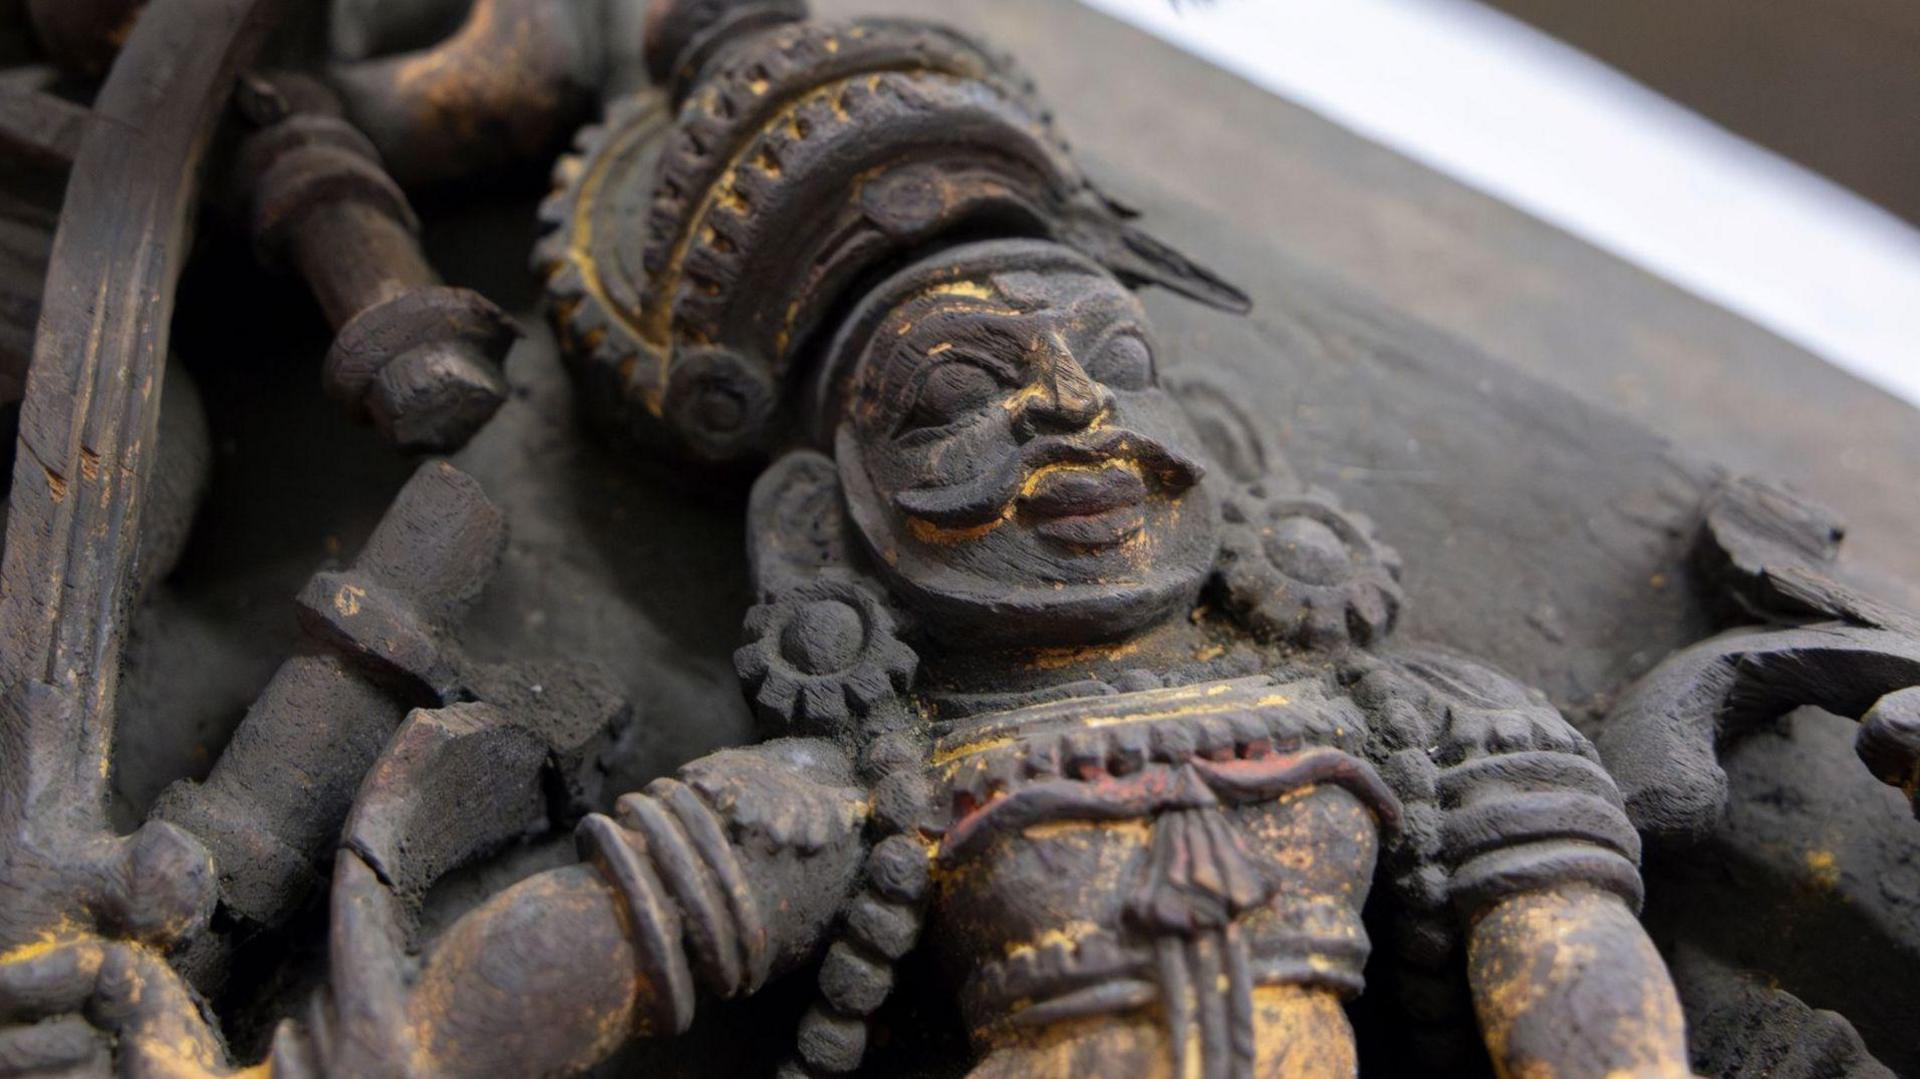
[1216,482,1405,651]
[735,575,918,731]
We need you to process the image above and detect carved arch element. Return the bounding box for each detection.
[1598,624,1920,841]
[1598,476,1920,841]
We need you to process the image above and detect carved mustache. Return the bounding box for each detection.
[894,429,1205,527]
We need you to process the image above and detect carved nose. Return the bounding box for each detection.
[1014,340,1108,438]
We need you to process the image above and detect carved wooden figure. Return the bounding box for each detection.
[248,6,1692,1076]
[1,1,1917,1077]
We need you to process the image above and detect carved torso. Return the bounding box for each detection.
[930,677,1390,1051]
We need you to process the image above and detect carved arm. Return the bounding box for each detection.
[320,737,873,1077]
[1355,649,1692,1079]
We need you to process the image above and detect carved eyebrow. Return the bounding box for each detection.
[890,348,1018,438]
[900,302,1030,341]
[879,318,1037,438]
[913,341,1020,382]
[895,310,1035,378]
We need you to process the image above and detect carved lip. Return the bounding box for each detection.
[1021,462,1150,547]
[1021,462,1148,518]
[1031,502,1147,547]
[897,429,1201,529]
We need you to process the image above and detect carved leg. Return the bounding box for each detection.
[970,986,1354,1079]
[1467,885,1689,1079]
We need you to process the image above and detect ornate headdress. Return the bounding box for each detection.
[537,3,1246,462]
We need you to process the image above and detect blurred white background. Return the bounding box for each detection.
[1081,0,1920,409]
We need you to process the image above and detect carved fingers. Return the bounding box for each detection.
[0,935,111,1076]
[0,934,238,1079]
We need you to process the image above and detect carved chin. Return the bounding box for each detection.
[865,537,1210,648]
[837,440,1217,647]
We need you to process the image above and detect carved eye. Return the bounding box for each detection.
[904,361,1001,432]
[1085,333,1153,391]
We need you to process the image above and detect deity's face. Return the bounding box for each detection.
[835,248,1217,647]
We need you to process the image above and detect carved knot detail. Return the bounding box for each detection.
[1127,799,1274,935]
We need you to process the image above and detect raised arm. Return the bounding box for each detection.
[349,735,872,1076]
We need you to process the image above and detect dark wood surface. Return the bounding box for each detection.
[0,0,282,825]
[818,0,1920,596]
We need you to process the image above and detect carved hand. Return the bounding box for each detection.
[0,933,236,1078]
